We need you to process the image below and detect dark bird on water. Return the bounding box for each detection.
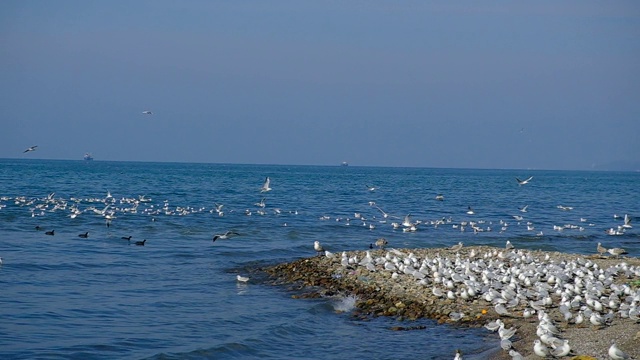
[35,226,42,230]
[78,232,89,238]
[121,236,132,241]
[45,230,55,236]
[135,239,146,246]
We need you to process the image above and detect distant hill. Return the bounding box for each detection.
[592,160,640,172]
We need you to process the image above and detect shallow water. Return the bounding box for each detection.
[0,159,638,359]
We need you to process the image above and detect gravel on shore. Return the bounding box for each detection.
[264,246,640,359]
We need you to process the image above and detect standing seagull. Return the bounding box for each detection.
[142,110,153,115]
[516,176,533,185]
[261,177,272,192]
[23,145,38,153]
[596,242,608,256]
[314,240,324,255]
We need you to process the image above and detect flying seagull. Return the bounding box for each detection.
[261,177,272,192]
[516,176,533,185]
[142,110,153,115]
[212,231,240,242]
[23,145,38,153]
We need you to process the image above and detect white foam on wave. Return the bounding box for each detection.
[332,295,358,313]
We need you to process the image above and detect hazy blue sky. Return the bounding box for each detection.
[1,1,639,170]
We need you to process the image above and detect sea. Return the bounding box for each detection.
[0,159,638,360]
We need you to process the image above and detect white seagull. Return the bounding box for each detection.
[608,342,630,360]
[142,110,153,115]
[23,145,38,153]
[212,230,240,242]
[516,176,533,185]
[314,240,324,255]
[261,177,272,192]
[236,274,249,282]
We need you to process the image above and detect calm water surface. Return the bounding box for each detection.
[0,159,638,359]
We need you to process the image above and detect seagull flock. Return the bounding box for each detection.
[0,171,636,357]
[316,242,639,359]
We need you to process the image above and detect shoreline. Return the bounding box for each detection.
[264,246,640,359]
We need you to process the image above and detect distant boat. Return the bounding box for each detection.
[83,153,94,161]
[341,161,349,167]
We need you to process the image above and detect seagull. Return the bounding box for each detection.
[254,198,266,208]
[607,247,627,258]
[608,341,630,360]
[314,240,324,255]
[450,242,463,252]
[365,184,377,191]
[435,194,444,201]
[454,349,462,360]
[402,214,413,227]
[236,274,249,283]
[260,177,272,192]
[78,232,89,238]
[516,176,533,185]
[142,110,153,115]
[622,214,632,228]
[505,240,514,250]
[466,206,475,215]
[533,339,549,357]
[212,231,240,242]
[374,237,388,249]
[23,145,38,153]
[597,242,608,256]
[519,205,529,213]
[550,340,571,357]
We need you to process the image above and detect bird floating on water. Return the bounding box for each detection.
[78,232,89,238]
[236,274,249,283]
[134,239,146,246]
[374,237,388,249]
[45,230,54,236]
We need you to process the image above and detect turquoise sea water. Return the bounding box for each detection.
[0,159,638,359]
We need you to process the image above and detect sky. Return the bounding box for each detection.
[1,1,639,170]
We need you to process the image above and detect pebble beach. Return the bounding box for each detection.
[265,246,640,359]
